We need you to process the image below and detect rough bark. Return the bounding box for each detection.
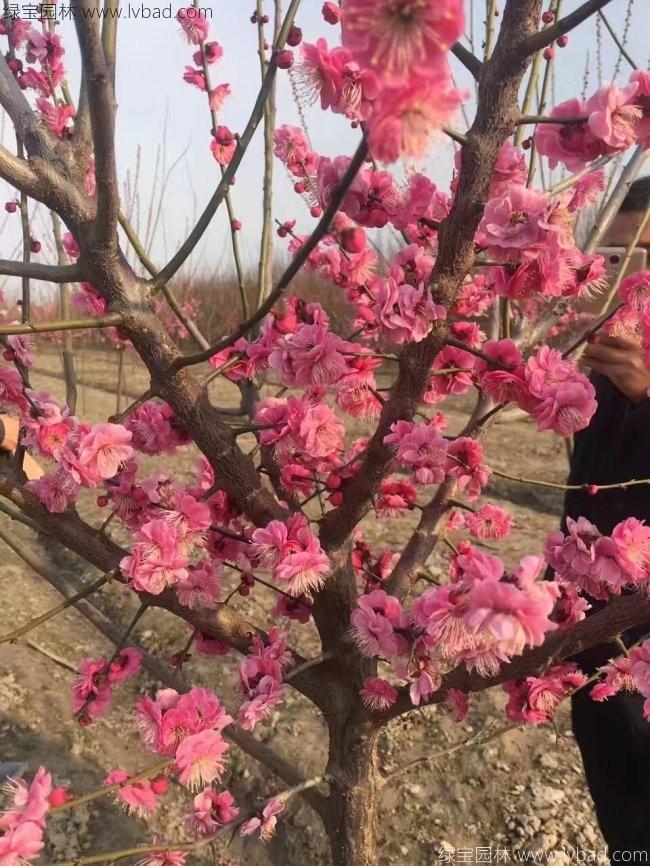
[326,711,382,866]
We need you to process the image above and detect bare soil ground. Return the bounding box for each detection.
[0,346,606,865]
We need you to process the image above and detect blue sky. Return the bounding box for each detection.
[1,0,649,288]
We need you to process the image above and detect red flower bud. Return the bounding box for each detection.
[276,49,294,69]
[322,1,341,24]
[557,35,568,47]
[150,776,169,795]
[287,25,303,47]
[48,787,71,807]
[310,205,323,218]
[543,46,555,60]
[4,201,17,213]
[541,10,555,23]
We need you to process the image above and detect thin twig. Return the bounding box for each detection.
[0,575,109,645]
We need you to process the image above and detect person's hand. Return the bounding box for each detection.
[583,334,650,404]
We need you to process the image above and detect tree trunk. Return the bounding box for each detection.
[326,710,382,866]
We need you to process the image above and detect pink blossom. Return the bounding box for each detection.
[336,365,382,420]
[0,821,46,865]
[299,39,347,111]
[477,184,553,260]
[175,563,221,609]
[453,274,496,318]
[525,347,597,437]
[409,661,442,706]
[211,126,237,165]
[619,270,650,315]
[186,788,239,835]
[489,141,528,195]
[445,688,469,723]
[503,662,587,725]
[465,504,513,540]
[341,0,464,85]
[590,656,634,702]
[195,631,230,656]
[611,517,650,583]
[274,543,330,597]
[238,676,284,731]
[384,419,448,486]
[104,770,158,816]
[424,345,475,404]
[136,687,231,757]
[273,125,317,177]
[445,438,491,501]
[630,641,650,698]
[360,676,398,710]
[587,81,641,151]
[27,469,79,513]
[75,423,134,484]
[71,657,112,720]
[182,66,205,90]
[0,766,51,831]
[120,519,188,595]
[125,401,189,454]
[319,158,394,228]
[35,97,74,138]
[630,70,650,147]
[298,404,345,461]
[350,589,404,659]
[367,70,465,163]
[107,647,142,685]
[535,98,602,170]
[240,796,285,841]
[252,515,330,596]
[177,7,209,44]
[463,558,559,657]
[0,366,29,414]
[545,516,628,597]
[531,379,597,437]
[207,82,231,112]
[174,729,229,789]
[374,277,447,343]
[269,322,349,387]
[376,478,418,517]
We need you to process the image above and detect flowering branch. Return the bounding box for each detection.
[388,590,650,719]
[319,0,543,555]
[524,0,617,54]
[168,135,370,372]
[153,0,303,289]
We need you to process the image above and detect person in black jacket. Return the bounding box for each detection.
[562,177,650,859]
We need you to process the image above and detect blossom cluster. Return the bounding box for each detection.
[71,648,142,722]
[136,687,231,789]
[0,768,53,866]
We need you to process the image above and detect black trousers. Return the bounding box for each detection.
[570,623,650,861]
